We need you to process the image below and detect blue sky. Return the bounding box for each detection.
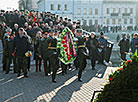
[0,0,19,10]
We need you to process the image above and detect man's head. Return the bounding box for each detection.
[19,28,24,36]
[133,33,138,39]
[6,28,12,35]
[122,33,126,39]
[14,24,19,28]
[90,32,95,38]
[100,32,104,38]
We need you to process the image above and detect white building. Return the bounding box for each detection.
[37,0,103,26]
[37,0,138,26]
[37,0,74,20]
[19,0,39,10]
[103,0,138,27]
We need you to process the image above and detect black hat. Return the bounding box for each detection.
[73,21,76,24]
[34,23,38,26]
[68,19,71,21]
[100,32,104,35]
[65,18,68,20]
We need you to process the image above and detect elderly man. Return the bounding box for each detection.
[12,28,32,77]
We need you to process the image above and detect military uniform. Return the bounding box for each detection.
[39,37,50,76]
[74,36,87,82]
[4,35,16,74]
[47,36,59,83]
[2,33,9,71]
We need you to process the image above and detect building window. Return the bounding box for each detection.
[106,18,110,24]
[89,8,92,15]
[58,4,61,10]
[119,8,121,13]
[89,20,92,25]
[112,19,116,24]
[84,8,87,15]
[113,8,116,13]
[125,8,127,13]
[124,18,127,24]
[83,20,87,25]
[130,18,133,24]
[77,8,81,15]
[50,4,54,10]
[64,4,68,11]
[118,19,121,24]
[130,8,133,14]
[107,8,110,14]
[95,20,98,25]
[95,9,98,15]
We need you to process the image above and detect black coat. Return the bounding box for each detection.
[39,37,49,60]
[118,38,130,53]
[86,38,99,60]
[34,37,41,60]
[12,35,31,57]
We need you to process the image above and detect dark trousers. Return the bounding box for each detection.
[78,59,87,80]
[35,59,42,72]
[91,59,96,69]
[99,50,105,64]
[4,56,16,73]
[61,62,67,75]
[121,52,126,61]
[26,57,31,71]
[2,57,7,71]
[43,59,51,75]
[49,54,59,81]
[16,56,28,76]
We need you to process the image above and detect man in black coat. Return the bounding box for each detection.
[86,32,99,70]
[118,33,130,61]
[12,28,32,77]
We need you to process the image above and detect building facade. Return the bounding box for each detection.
[37,0,138,27]
[103,0,137,28]
[19,0,39,11]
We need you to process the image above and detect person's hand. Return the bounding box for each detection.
[101,46,104,48]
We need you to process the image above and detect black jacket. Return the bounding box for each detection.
[118,38,130,53]
[12,35,31,57]
[86,38,99,60]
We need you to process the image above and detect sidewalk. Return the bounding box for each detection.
[0,63,116,102]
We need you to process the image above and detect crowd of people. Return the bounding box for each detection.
[0,10,138,83]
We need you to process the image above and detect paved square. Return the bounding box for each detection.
[0,63,116,102]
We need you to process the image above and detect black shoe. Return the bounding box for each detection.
[24,75,28,78]
[92,68,95,70]
[78,79,83,82]
[45,73,48,76]
[52,80,57,83]
[14,71,17,73]
[5,72,9,74]
[17,74,21,77]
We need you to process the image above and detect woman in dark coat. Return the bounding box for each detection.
[34,31,42,72]
[86,32,99,70]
